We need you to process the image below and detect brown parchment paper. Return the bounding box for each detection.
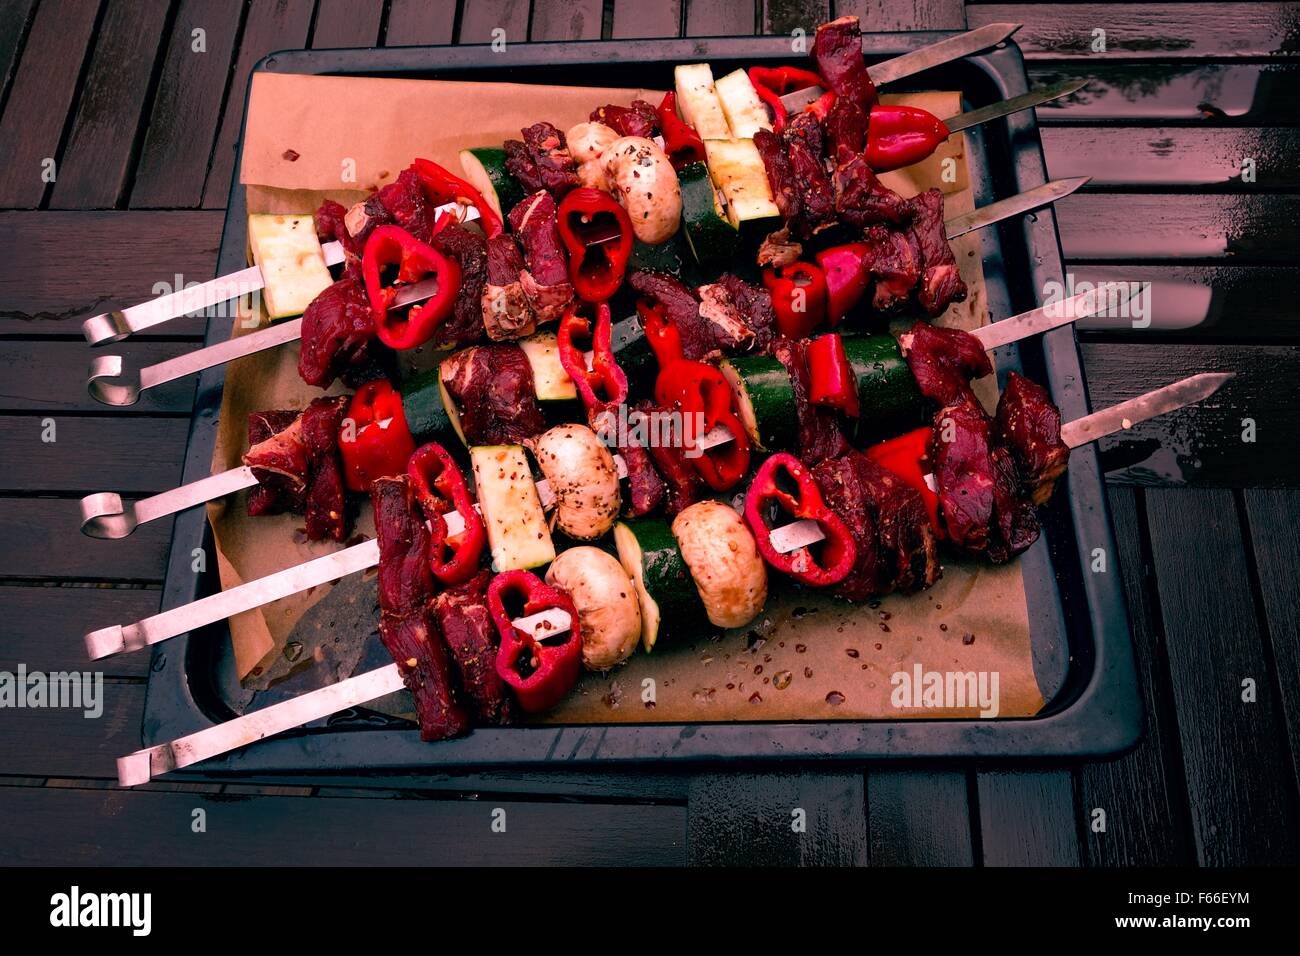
[216,72,1041,720]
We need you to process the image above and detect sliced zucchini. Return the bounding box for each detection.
[714,68,772,139]
[614,519,704,652]
[721,355,798,452]
[459,147,524,221]
[470,444,556,572]
[518,330,577,402]
[247,214,332,319]
[673,64,731,141]
[398,368,460,446]
[678,161,739,265]
[703,138,781,229]
[841,334,927,445]
[434,364,468,448]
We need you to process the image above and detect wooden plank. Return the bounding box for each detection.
[976,771,1080,866]
[1080,343,1300,488]
[0,0,101,208]
[385,0,457,44]
[0,417,187,493]
[0,585,156,678]
[0,498,172,581]
[763,0,831,36]
[968,3,1300,59]
[0,785,687,865]
[613,0,681,38]
[458,0,531,44]
[1240,489,1300,808]
[833,0,966,31]
[1029,63,1300,125]
[1070,265,1300,342]
[0,210,223,337]
[1044,127,1300,190]
[686,0,756,35]
[201,0,315,208]
[0,0,38,108]
[0,341,197,415]
[1145,489,1300,864]
[48,0,171,210]
[687,772,868,865]
[1077,488,1196,865]
[130,0,243,209]
[1056,193,1300,262]
[310,0,383,47]
[531,0,604,40]
[866,770,974,865]
[0,681,146,779]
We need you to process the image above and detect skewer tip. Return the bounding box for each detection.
[117,751,155,788]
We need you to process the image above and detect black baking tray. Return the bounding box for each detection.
[138,30,1142,771]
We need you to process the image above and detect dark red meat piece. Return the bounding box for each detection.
[379,607,471,741]
[986,445,1041,564]
[299,395,348,457]
[928,397,996,553]
[717,273,778,353]
[486,232,526,286]
[590,101,659,138]
[440,343,546,446]
[428,221,489,348]
[637,400,702,516]
[899,320,992,406]
[628,271,717,362]
[508,191,574,323]
[482,233,535,341]
[371,476,434,616]
[774,338,850,465]
[784,112,835,238]
[620,437,667,517]
[377,167,436,243]
[504,122,578,199]
[813,451,938,599]
[994,371,1070,505]
[834,157,913,228]
[244,413,309,504]
[245,410,303,516]
[813,16,877,112]
[909,188,967,316]
[298,274,378,389]
[754,129,802,225]
[823,95,866,161]
[431,570,512,725]
[304,450,347,543]
[862,224,922,313]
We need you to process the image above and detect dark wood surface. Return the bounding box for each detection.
[1,0,1297,866]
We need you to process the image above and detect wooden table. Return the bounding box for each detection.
[2,0,1298,866]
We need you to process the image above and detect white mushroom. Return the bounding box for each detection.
[671,500,767,629]
[546,547,642,670]
[600,136,682,244]
[531,424,621,541]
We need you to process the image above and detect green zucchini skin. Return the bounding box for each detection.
[398,368,459,446]
[678,161,740,265]
[841,334,926,445]
[620,517,706,644]
[723,354,798,452]
[460,147,524,217]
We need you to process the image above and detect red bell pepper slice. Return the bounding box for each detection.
[557,301,628,416]
[556,187,634,303]
[865,104,951,173]
[407,442,485,587]
[338,380,417,493]
[748,65,826,135]
[490,570,582,713]
[813,242,871,326]
[410,157,504,239]
[655,92,707,169]
[655,359,750,491]
[362,224,462,350]
[806,332,860,418]
[744,452,857,587]
[762,261,828,339]
[638,298,683,369]
[865,426,941,534]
